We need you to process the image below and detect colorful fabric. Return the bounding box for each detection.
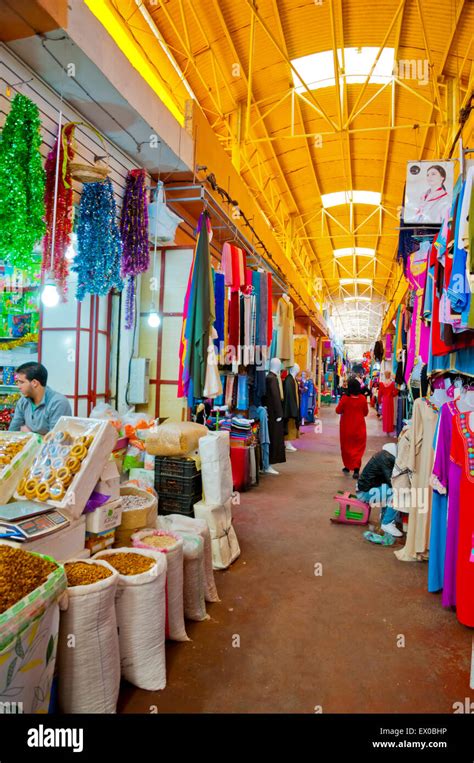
[252,270,261,346]
[213,271,225,353]
[260,272,268,348]
[237,375,249,410]
[179,211,215,402]
[267,273,273,346]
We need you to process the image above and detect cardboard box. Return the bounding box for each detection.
[85,528,115,554]
[86,498,122,534]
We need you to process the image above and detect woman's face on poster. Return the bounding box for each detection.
[426,167,443,188]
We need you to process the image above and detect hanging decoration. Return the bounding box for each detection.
[0,93,45,270]
[73,177,123,301]
[120,169,149,329]
[42,122,75,300]
[0,332,38,351]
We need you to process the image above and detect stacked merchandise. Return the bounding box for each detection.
[214,245,273,371]
[229,417,258,491]
[154,456,202,517]
[84,462,122,554]
[178,218,274,410]
[195,431,240,569]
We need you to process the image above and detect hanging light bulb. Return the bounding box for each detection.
[41,281,60,307]
[147,311,161,328]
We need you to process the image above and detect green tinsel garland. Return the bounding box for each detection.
[0,94,46,270]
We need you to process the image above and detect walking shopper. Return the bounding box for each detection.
[335,376,368,480]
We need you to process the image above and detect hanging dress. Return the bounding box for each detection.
[275,298,294,364]
[335,394,368,471]
[450,409,474,627]
[379,381,398,434]
[430,400,462,605]
[394,398,438,563]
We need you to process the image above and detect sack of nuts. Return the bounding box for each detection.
[58,559,121,713]
[93,549,168,691]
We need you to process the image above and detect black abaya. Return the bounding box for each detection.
[263,371,286,464]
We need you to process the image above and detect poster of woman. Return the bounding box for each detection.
[403,161,454,224]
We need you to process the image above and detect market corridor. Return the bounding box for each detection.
[119,406,471,714]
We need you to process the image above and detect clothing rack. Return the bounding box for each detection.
[164,182,288,294]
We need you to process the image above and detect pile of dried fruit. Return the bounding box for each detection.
[0,437,26,467]
[95,552,154,576]
[139,533,177,549]
[0,546,57,614]
[64,561,112,587]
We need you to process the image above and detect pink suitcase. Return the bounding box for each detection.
[331,491,371,525]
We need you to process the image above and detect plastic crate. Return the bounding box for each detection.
[154,456,199,479]
[158,493,195,517]
[156,472,202,497]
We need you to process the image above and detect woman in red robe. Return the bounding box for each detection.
[335,377,369,479]
[378,371,398,434]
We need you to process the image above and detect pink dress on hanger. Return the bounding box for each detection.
[405,245,430,383]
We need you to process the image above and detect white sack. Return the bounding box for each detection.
[58,559,120,713]
[181,534,208,622]
[93,548,167,690]
[157,514,219,603]
[193,499,241,569]
[199,431,233,505]
[210,526,241,570]
[131,531,188,642]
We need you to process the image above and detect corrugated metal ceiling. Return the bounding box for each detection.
[113,0,473,340]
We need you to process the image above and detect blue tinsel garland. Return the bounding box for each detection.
[73,178,123,301]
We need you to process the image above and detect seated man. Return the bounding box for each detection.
[356,443,401,537]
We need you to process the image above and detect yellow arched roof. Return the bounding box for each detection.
[93,0,474,340]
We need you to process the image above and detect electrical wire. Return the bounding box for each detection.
[124,289,139,408]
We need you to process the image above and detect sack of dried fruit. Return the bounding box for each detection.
[154,526,208,622]
[145,422,208,457]
[0,546,67,713]
[131,530,188,641]
[157,514,219,603]
[57,559,120,713]
[93,549,167,691]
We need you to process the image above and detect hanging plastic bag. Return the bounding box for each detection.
[148,182,183,245]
